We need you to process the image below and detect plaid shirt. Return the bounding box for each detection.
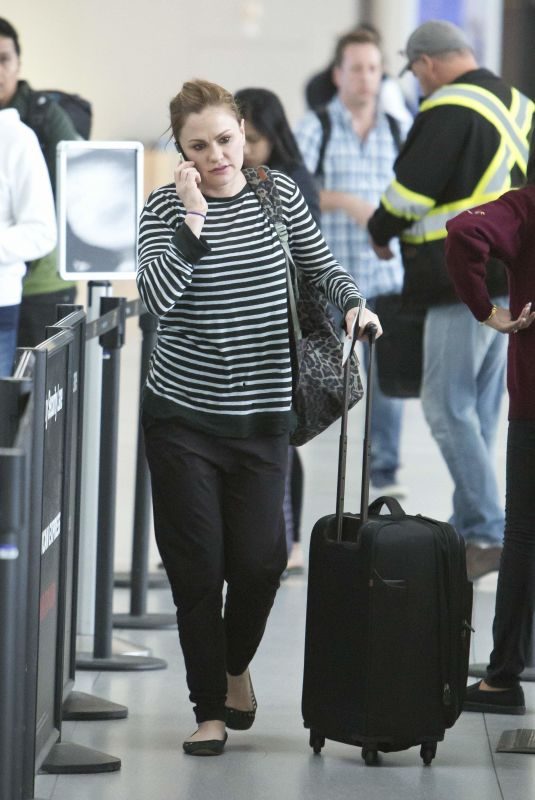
[295,96,408,300]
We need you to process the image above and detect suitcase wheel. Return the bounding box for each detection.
[420,743,437,766]
[309,731,325,755]
[362,746,379,766]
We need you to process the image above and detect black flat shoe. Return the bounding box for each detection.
[225,672,257,731]
[463,681,526,715]
[285,564,305,576]
[182,732,228,756]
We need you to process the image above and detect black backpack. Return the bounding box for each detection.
[314,107,402,180]
[27,89,92,141]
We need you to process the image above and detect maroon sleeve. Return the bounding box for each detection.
[445,192,526,321]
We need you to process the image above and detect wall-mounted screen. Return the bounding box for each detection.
[56,141,143,280]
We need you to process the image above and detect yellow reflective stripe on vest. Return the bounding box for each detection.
[381,179,435,220]
[474,139,512,196]
[395,84,534,243]
[512,88,534,138]
[400,190,507,244]
[420,83,533,173]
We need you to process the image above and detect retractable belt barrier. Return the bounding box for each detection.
[75,295,167,671]
[84,297,145,342]
[0,296,163,797]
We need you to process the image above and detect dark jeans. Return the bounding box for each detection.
[143,415,288,722]
[487,420,535,687]
[18,288,77,348]
[0,304,20,378]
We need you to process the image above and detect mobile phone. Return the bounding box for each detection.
[176,151,185,164]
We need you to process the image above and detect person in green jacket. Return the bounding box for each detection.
[0,17,78,346]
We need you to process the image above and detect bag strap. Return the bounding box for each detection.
[243,165,302,341]
[314,106,331,179]
[24,91,49,152]
[315,107,401,180]
[385,113,403,152]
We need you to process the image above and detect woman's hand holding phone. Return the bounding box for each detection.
[174,153,207,211]
[174,152,208,236]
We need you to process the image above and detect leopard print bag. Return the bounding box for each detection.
[243,166,363,446]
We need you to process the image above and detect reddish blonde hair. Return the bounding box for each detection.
[170,79,242,146]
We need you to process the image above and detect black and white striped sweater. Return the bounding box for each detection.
[137,170,362,438]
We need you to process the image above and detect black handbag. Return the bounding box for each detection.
[243,166,363,446]
[374,293,426,398]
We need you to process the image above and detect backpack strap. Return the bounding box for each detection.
[385,113,403,152]
[24,91,50,152]
[314,107,331,179]
[243,165,302,341]
[242,165,285,227]
[315,107,401,178]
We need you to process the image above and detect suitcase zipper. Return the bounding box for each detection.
[419,515,474,721]
[417,516,457,714]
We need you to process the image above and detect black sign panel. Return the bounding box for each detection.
[35,343,68,760]
[48,312,85,699]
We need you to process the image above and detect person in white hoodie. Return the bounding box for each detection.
[0,108,56,376]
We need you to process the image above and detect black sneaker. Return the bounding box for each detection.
[463,681,526,715]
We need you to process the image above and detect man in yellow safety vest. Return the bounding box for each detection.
[368,19,535,581]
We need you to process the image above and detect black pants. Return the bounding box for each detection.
[18,288,77,348]
[143,415,288,722]
[487,421,535,687]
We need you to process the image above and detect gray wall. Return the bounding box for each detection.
[4,0,360,142]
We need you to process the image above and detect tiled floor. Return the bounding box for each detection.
[34,340,535,799]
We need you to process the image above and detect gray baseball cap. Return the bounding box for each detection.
[399,20,473,76]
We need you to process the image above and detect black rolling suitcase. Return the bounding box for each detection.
[301,319,473,765]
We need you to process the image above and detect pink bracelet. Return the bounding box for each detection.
[186,210,206,219]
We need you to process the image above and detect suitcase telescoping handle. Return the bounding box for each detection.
[335,315,377,543]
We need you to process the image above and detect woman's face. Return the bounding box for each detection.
[178,105,246,197]
[243,120,273,168]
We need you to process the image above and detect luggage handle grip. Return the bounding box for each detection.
[368,495,405,519]
[364,322,377,343]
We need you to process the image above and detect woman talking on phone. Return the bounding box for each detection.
[137,79,380,756]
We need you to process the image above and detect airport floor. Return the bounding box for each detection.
[34,379,535,800]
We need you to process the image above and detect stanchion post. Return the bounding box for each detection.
[93,297,126,659]
[77,287,153,664]
[76,297,166,671]
[77,281,111,645]
[50,307,127,721]
[130,311,157,616]
[113,310,175,629]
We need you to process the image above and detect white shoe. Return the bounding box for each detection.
[370,483,407,500]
